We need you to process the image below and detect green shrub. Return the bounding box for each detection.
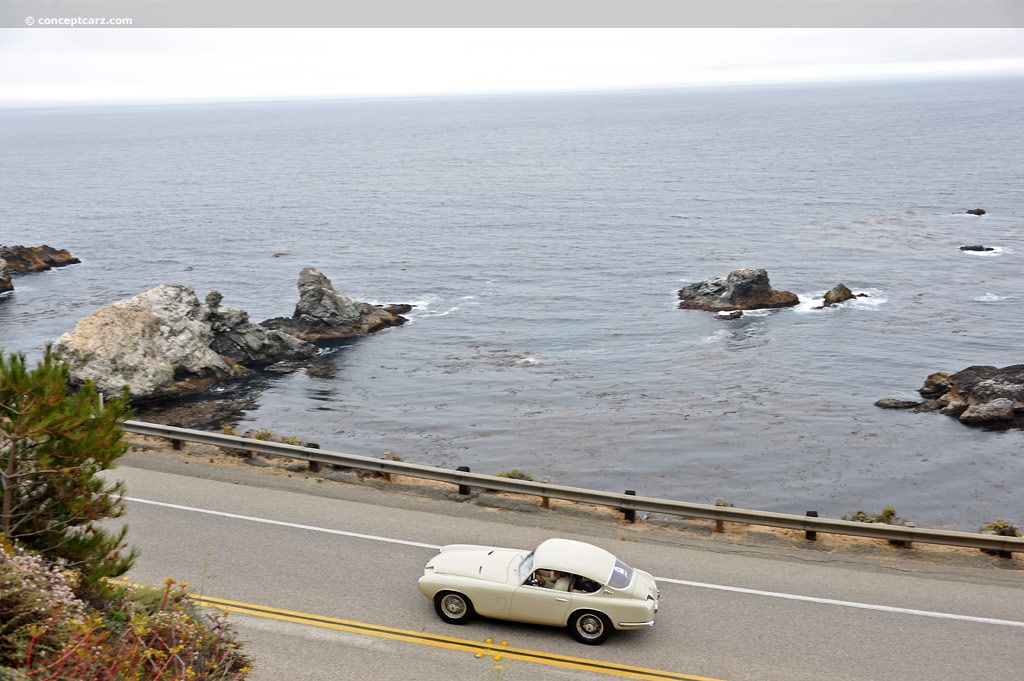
[842,507,899,524]
[980,519,1021,537]
[1,347,138,591]
[495,469,533,481]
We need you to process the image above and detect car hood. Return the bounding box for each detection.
[426,545,526,584]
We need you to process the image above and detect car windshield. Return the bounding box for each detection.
[607,558,634,589]
[516,551,535,583]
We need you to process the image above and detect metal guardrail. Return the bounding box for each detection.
[122,420,1024,555]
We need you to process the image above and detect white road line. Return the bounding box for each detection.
[125,497,440,549]
[656,578,1024,628]
[127,496,1024,629]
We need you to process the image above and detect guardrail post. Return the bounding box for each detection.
[172,438,183,451]
[714,498,727,533]
[806,511,818,541]
[622,490,637,523]
[306,443,322,472]
[897,520,914,549]
[457,466,471,495]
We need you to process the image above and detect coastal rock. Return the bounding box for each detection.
[678,268,799,311]
[913,365,1024,426]
[0,244,80,273]
[203,290,317,365]
[966,208,986,216]
[715,310,744,320]
[959,398,1015,424]
[823,283,856,307]
[959,245,994,252]
[918,372,954,399]
[261,267,406,341]
[54,284,249,401]
[874,397,920,410]
[0,263,11,294]
[382,303,415,315]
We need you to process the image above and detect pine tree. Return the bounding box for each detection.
[0,346,137,589]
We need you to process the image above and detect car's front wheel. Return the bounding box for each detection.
[434,591,475,624]
[569,610,611,644]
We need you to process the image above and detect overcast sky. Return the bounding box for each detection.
[1,28,1023,107]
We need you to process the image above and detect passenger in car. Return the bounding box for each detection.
[571,576,600,593]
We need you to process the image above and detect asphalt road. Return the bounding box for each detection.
[104,454,1024,681]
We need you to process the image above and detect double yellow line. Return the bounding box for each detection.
[194,593,725,681]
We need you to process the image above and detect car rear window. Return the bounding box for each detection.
[607,559,634,589]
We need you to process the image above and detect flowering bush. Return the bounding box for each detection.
[1,554,251,681]
[0,549,86,669]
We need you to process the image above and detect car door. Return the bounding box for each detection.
[507,577,574,626]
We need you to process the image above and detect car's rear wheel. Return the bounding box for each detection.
[434,592,475,624]
[569,610,611,644]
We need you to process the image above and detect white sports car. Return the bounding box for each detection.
[418,537,660,644]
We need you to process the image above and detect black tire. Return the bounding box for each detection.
[433,591,475,624]
[569,610,611,645]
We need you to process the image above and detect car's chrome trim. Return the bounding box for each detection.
[616,620,655,628]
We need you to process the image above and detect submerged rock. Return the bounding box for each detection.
[966,208,986,216]
[960,245,994,252]
[262,267,406,341]
[874,397,920,410]
[678,268,799,311]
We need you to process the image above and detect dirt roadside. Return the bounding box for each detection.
[121,433,1023,582]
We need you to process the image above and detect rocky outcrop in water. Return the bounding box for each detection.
[262,267,406,341]
[822,283,856,307]
[678,268,799,311]
[877,365,1024,427]
[53,269,405,402]
[960,245,994,252]
[204,290,317,365]
[0,244,80,294]
[1,244,81,273]
[54,284,251,401]
[922,365,1024,425]
[966,208,986,216]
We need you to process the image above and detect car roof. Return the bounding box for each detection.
[533,538,617,583]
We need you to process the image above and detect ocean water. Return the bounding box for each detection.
[2,77,1023,529]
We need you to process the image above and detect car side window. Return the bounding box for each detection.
[526,569,551,587]
[571,576,602,594]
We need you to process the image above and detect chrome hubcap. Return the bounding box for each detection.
[579,615,602,637]
[443,596,465,617]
